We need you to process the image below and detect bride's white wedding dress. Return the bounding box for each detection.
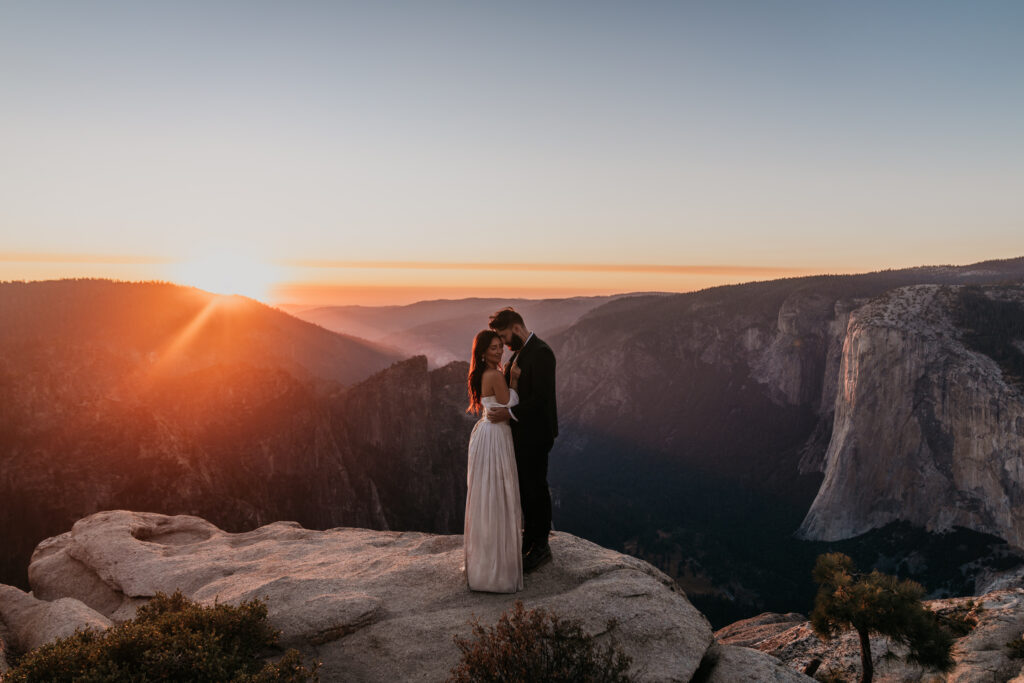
[463,390,523,593]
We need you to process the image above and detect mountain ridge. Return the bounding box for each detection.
[0,278,402,387]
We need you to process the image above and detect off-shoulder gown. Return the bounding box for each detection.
[463,390,523,593]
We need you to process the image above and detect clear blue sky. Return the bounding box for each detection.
[1,1,1022,303]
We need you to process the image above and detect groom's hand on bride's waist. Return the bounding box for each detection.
[486,407,512,423]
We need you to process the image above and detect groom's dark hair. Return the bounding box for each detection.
[488,307,524,330]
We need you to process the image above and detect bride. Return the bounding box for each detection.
[463,329,523,593]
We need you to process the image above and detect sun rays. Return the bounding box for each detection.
[140,294,247,382]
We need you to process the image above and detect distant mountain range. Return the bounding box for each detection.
[1,279,402,387]
[3,260,1024,629]
[279,294,658,366]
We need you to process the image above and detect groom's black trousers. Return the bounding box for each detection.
[514,437,553,550]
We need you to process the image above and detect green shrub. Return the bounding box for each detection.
[5,589,319,682]
[448,600,632,682]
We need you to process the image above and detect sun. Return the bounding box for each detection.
[167,250,284,301]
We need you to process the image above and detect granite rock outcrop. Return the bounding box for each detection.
[0,510,813,682]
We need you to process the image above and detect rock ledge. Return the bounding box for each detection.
[0,510,812,681]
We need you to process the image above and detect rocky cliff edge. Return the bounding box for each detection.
[0,510,809,682]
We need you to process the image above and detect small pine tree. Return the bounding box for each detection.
[810,553,954,683]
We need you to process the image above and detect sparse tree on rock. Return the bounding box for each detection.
[810,552,954,683]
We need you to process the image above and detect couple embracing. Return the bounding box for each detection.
[463,307,558,593]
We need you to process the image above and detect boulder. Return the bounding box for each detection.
[715,611,806,648]
[694,642,812,682]
[0,584,111,654]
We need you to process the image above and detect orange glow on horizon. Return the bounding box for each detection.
[269,283,641,308]
[266,261,829,306]
[264,260,831,305]
[0,251,171,265]
[2,251,868,307]
[278,260,820,276]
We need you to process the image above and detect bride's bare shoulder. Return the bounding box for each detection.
[480,368,506,395]
[482,368,507,383]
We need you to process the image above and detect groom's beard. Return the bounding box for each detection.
[508,333,525,351]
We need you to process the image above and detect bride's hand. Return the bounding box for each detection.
[509,361,521,387]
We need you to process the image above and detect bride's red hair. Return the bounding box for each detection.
[467,329,500,414]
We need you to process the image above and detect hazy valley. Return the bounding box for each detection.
[279,293,649,367]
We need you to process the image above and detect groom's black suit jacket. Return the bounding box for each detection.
[504,334,558,448]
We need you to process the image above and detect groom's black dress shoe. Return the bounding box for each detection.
[524,543,551,573]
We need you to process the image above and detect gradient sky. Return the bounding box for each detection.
[2,1,1022,305]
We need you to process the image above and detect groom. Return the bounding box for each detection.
[486,307,558,572]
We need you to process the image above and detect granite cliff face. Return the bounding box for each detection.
[0,511,811,682]
[797,284,1024,544]
[332,356,472,534]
